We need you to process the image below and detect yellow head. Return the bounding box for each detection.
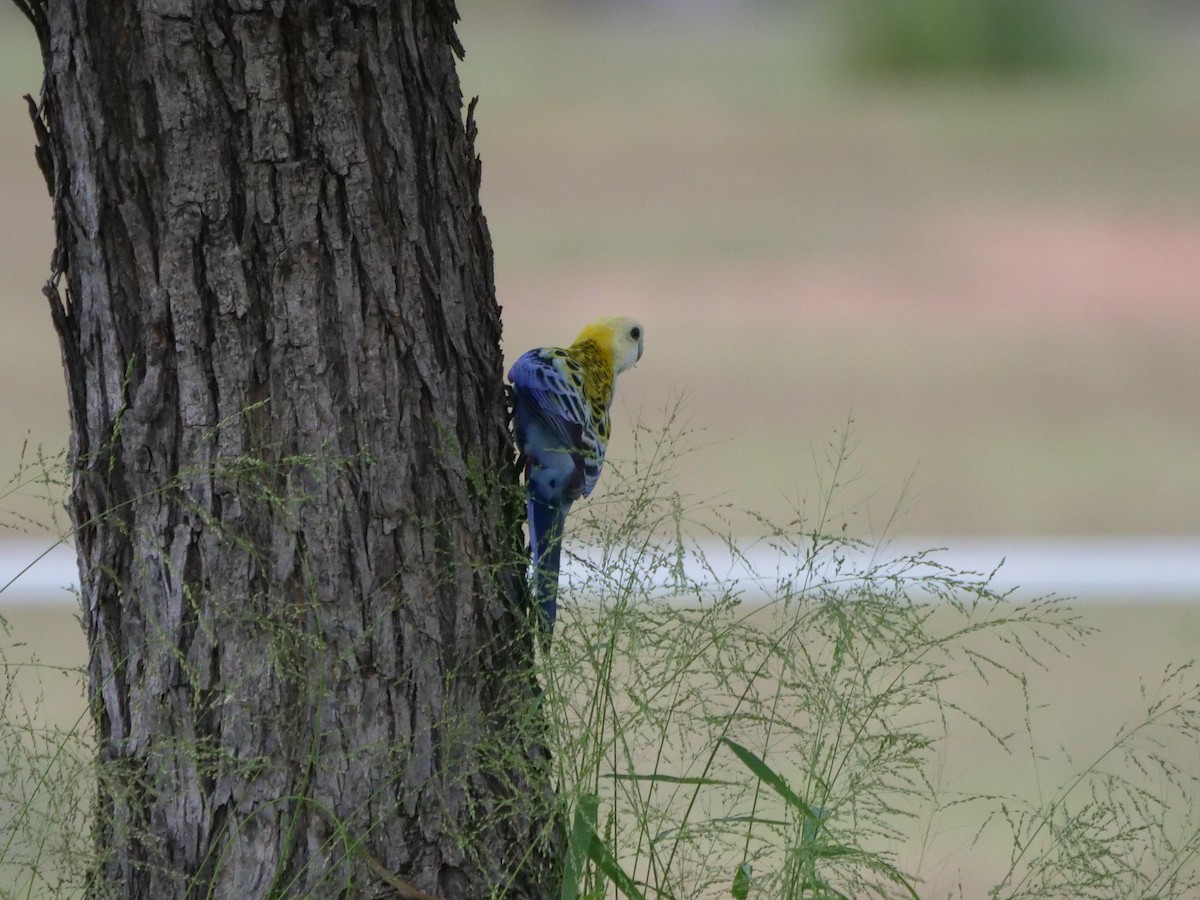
[572,316,644,375]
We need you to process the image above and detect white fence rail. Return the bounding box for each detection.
[3,537,1199,608]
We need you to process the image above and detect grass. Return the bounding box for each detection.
[7,597,1200,896]
[1,417,1199,896]
[531,415,1200,897]
[0,609,91,899]
[0,443,89,899]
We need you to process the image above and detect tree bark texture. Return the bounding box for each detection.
[18,1,553,896]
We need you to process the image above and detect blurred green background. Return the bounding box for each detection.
[463,0,1200,537]
[2,0,1200,536]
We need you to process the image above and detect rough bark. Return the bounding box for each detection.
[16,1,554,896]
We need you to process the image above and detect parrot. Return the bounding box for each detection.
[508,316,645,634]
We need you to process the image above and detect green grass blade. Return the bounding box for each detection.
[585,830,648,900]
[561,793,600,900]
[720,737,818,820]
[559,792,648,900]
[606,772,738,787]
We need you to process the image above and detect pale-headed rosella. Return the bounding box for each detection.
[508,317,645,633]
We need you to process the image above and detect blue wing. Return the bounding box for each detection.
[508,348,601,633]
[508,348,602,501]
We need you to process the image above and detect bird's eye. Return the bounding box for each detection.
[630,326,641,340]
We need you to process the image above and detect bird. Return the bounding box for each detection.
[508,316,644,634]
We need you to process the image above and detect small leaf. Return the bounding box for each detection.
[801,805,830,845]
[731,861,752,900]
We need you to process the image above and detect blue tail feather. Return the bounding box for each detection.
[528,493,569,632]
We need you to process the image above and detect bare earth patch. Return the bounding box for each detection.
[503,209,1200,339]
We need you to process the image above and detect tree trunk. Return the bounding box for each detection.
[16,1,554,896]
